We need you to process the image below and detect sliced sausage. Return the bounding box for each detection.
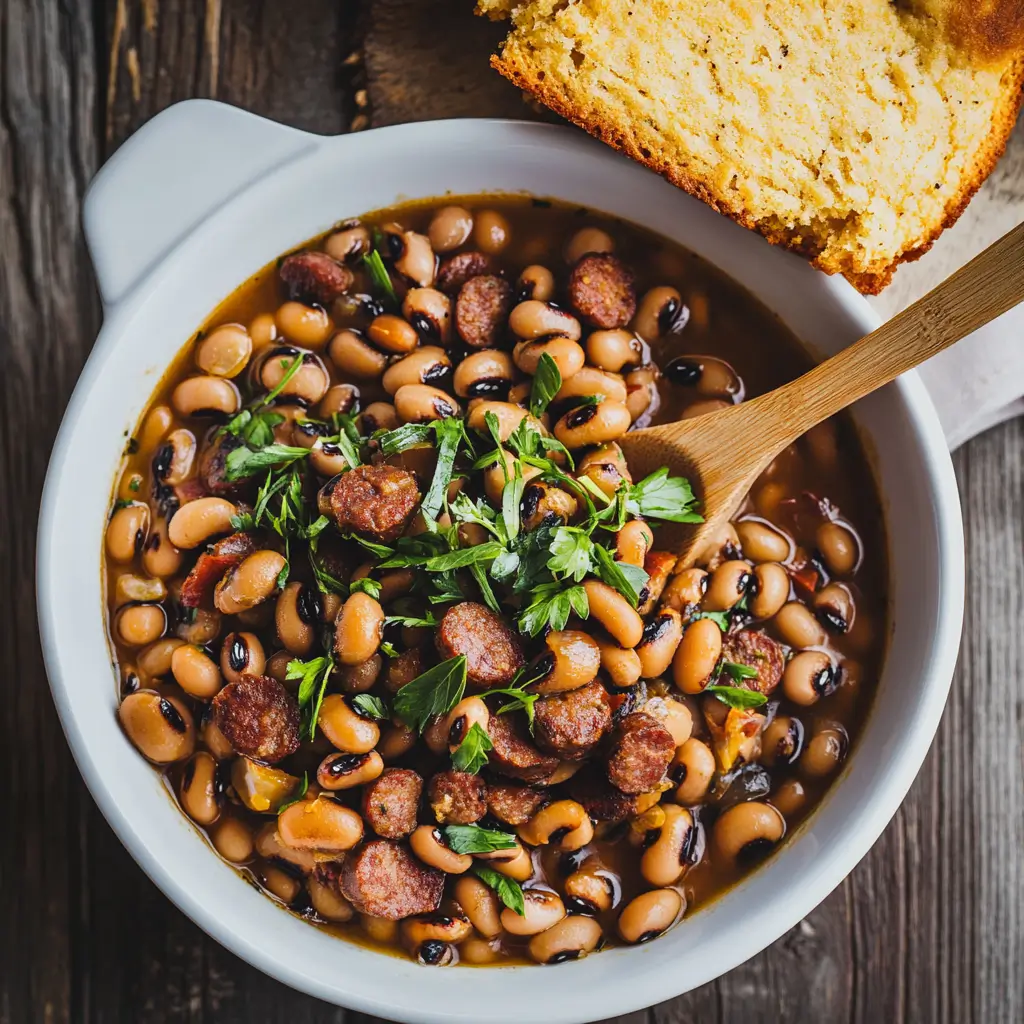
[322,464,421,543]
[569,766,640,822]
[361,768,423,838]
[279,250,353,305]
[339,840,444,920]
[211,673,300,764]
[533,680,613,761]
[721,629,785,696]
[487,784,546,826]
[436,251,496,294]
[568,254,636,329]
[455,275,514,348]
[179,532,258,608]
[198,432,254,499]
[435,602,523,687]
[427,770,487,825]
[486,712,559,783]
[605,712,674,794]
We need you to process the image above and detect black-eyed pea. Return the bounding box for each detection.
[801,724,848,778]
[597,638,643,688]
[142,517,182,578]
[483,449,542,504]
[334,654,383,694]
[265,649,293,686]
[467,399,542,442]
[704,559,752,611]
[401,913,472,953]
[509,299,582,342]
[308,875,355,922]
[195,324,252,377]
[816,521,859,576]
[663,354,740,399]
[335,592,384,665]
[118,690,194,763]
[427,205,472,252]
[325,220,370,262]
[152,428,197,487]
[476,841,533,881]
[585,329,642,372]
[138,403,173,450]
[200,708,234,759]
[453,875,502,936]
[513,336,586,378]
[565,226,614,263]
[317,750,384,790]
[735,519,791,563]
[554,400,631,448]
[248,312,278,351]
[761,714,805,767]
[277,796,364,853]
[233,759,303,814]
[106,502,150,562]
[576,442,631,497]
[318,694,380,754]
[309,438,353,477]
[636,611,684,680]
[564,859,615,914]
[528,915,603,964]
[500,889,565,936]
[137,637,184,682]
[661,567,709,612]
[361,914,399,944]
[328,329,388,378]
[556,366,628,405]
[170,643,222,699]
[459,937,500,964]
[772,778,808,817]
[275,581,320,656]
[114,573,166,608]
[644,696,693,748]
[516,264,555,303]
[520,480,577,531]
[170,375,241,418]
[382,346,451,395]
[672,617,722,694]
[750,562,790,619]
[116,604,167,647]
[774,601,827,649]
[445,696,490,751]
[713,801,785,865]
[640,804,696,886]
[671,738,715,804]
[318,383,360,419]
[214,550,287,615]
[411,825,473,874]
[210,816,254,863]
[393,230,436,286]
[616,520,654,567]
[180,751,222,826]
[633,286,687,340]
[402,288,452,345]
[583,580,644,648]
[453,349,515,399]
[359,402,398,436]
[473,209,510,254]
[167,497,237,549]
[814,582,855,633]
[274,301,332,347]
[617,888,683,944]
[519,800,588,847]
[260,348,329,404]
[261,864,302,904]
[625,366,659,423]
[378,721,417,762]
[368,313,419,354]
[175,606,222,646]
[394,384,460,424]
[531,630,601,695]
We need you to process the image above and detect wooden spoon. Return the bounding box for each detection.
[618,221,1024,568]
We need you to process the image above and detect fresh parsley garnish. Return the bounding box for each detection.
[692,610,731,630]
[625,468,703,524]
[383,611,439,629]
[362,248,398,304]
[529,352,562,417]
[472,863,525,916]
[705,684,768,709]
[546,526,593,582]
[351,694,389,720]
[721,660,759,683]
[287,651,335,739]
[592,545,649,607]
[276,771,309,815]
[393,655,468,733]
[420,418,471,521]
[224,442,310,482]
[451,722,493,774]
[518,581,589,637]
[349,576,383,600]
[442,824,518,855]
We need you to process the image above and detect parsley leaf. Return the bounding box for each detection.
[691,610,731,630]
[626,468,703,524]
[287,653,334,739]
[363,248,398,304]
[383,611,439,629]
[705,684,768,709]
[373,422,434,457]
[518,581,589,637]
[529,352,562,417]
[351,694,389,720]
[451,722,493,774]
[501,462,525,544]
[421,418,470,521]
[442,824,518,855]
[721,660,760,683]
[224,443,310,482]
[393,655,468,733]
[349,576,382,600]
[592,545,649,607]
[547,526,594,583]
[472,864,525,916]
[276,772,309,815]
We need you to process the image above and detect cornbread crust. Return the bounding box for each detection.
[481,1,1024,293]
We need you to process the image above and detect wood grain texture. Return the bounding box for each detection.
[0,1,1020,1022]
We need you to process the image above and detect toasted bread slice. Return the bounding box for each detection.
[479,0,1024,293]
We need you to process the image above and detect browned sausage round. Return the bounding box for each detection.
[197,433,253,499]
[321,464,421,543]
[339,840,444,920]
[427,770,487,825]
[605,712,674,794]
[279,250,353,305]
[361,768,423,838]
[568,767,641,822]
[486,713,560,783]
[487,784,546,826]
[435,602,524,687]
[721,629,785,695]
[568,254,636,329]
[534,680,612,761]
[455,275,514,348]
[436,251,496,294]
[210,673,300,764]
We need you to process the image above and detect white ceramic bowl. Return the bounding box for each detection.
[38,100,964,1023]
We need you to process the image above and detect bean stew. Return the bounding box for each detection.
[105,197,887,966]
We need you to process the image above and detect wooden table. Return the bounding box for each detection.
[3,2,1021,1021]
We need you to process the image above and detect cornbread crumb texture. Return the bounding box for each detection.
[480,0,1024,292]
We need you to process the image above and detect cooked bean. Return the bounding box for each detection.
[672,617,722,693]
[682,397,731,419]
[278,796,365,853]
[774,601,827,648]
[513,336,586,378]
[671,738,715,804]
[195,323,252,378]
[137,637,184,682]
[325,221,371,262]
[520,480,577,531]
[473,209,510,254]
[483,449,543,504]
[428,205,473,252]
[318,693,380,753]
[643,695,692,746]
[116,604,166,647]
[528,914,603,964]
[814,582,855,633]
[597,638,643,688]
[466,400,539,441]
[308,872,356,923]
[180,751,222,825]
[736,519,791,563]
[411,826,473,874]
[577,442,632,497]
[529,630,601,695]
[219,632,266,686]
[317,750,384,790]
[635,610,683,679]
[176,607,222,646]
[152,429,197,488]
[142,517,182,578]
[319,383,360,419]
[394,383,460,423]
[585,329,642,373]
[564,858,615,914]
[816,521,859,575]
[368,314,419,354]
[210,816,254,863]
[402,913,472,951]
[335,654,382,694]
[624,366,658,424]
[275,581,319,655]
[106,502,150,562]
[633,285,687,340]
[583,580,643,648]
[334,592,385,665]
[359,400,398,433]
[452,349,515,399]
[476,840,534,881]
[139,403,173,451]
[259,348,329,404]
[259,865,300,903]
[516,264,555,302]
[170,643,222,699]
[167,497,237,549]
[275,301,333,347]
[519,800,588,846]
[214,550,287,615]
[556,366,628,405]
[664,355,740,400]
[361,915,399,944]
[509,300,582,342]
[171,375,240,417]
[402,288,452,345]
[661,567,709,612]
[761,714,804,767]
[772,778,808,817]
[713,801,785,864]
[501,889,565,936]
[750,562,790,619]
[704,559,752,611]
[119,690,194,763]
[617,888,682,943]
[378,721,417,762]
[783,650,838,707]
[393,230,436,286]
[249,312,278,351]
[554,400,631,448]
[640,804,695,886]
[565,226,614,263]
[328,329,388,378]
[444,696,490,751]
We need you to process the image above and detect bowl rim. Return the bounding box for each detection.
[37,110,965,1022]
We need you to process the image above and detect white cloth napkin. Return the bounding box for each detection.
[916,304,1024,450]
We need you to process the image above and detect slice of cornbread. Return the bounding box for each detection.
[478,0,1024,292]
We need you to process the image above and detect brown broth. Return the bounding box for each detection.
[105,195,887,966]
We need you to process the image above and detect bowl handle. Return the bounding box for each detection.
[83,99,315,308]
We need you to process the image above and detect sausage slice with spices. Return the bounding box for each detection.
[321,464,421,543]
[211,673,300,764]
[340,840,444,920]
[435,602,524,687]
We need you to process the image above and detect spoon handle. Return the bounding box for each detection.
[740,220,1024,454]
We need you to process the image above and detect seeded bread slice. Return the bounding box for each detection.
[479,0,1024,293]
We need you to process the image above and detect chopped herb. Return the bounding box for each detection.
[451,722,493,774]
[352,694,389,720]
[546,526,594,583]
[421,418,470,521]
[276,772,309,815]
[442,823,518,855]
[705,684,768,709]
[420,542,505,572]
[224,443,309,482]
[500,463,525,544]
[487,673,542,729]
[380,640,400,658]
[112,498,134,512]
[472,864,525,916]
[626,468,703,524]
[592,545,649,607]
[128,477,141,492]
[383,611,439,629]
[362,248,398,304]
[721,660,759,683]
[393,655,468,733]
[692,610,731,630]
[346,534,396,558]
[529,352,562,417]
[349,577,383,600]
[518,581,589,637]
[287,652,334,739]
[373,422,434,457]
